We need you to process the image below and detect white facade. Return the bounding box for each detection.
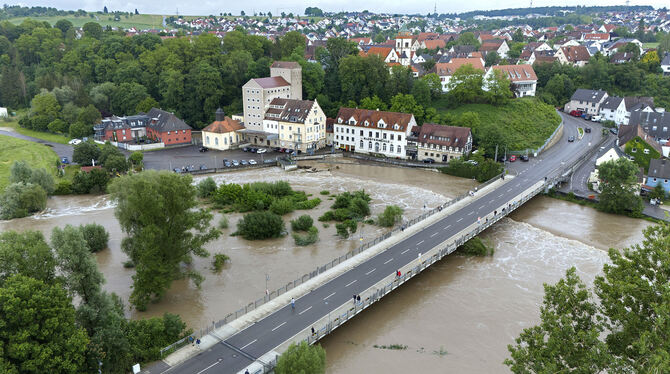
[600,99,626,125]
[333,117,416,159]
[242,80,291,131]
[0,107,7,118]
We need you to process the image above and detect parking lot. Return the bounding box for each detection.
[142,145,284,171]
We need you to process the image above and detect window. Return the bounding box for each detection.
[360,140,364,148]
[206,136,210,144]
[398,135,402,141]
[369,131,372,137]
[215,138,219,145]
[360,130,363,136]
[390,134,394,140]
[167,131,171,135]
[382,143,387,151]
[383,133,387,139]
[368,141,372,150]
[375,132,379,138]
[390,144,394,152]
[397,146,401,153]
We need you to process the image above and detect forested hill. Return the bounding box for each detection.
[442,5,655,19]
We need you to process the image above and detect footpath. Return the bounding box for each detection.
[158,174,515,370]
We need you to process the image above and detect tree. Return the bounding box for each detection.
[108,171,220,310]
[79,223,110,252]
[0,230,57,284]
[455,32,480,48]
[48,118,69,134]
[197,177,217,198]
[420,73,442,99]
[82,22,102,39]
[377,205,403,227]
[649,183,666,201]
[275,341,326,374]
[69,122,92,139]
[129,151,143,170]
[484,51,500,67]
[597,158,643,216]
[447,64,485,104]
[359,95,387,111]
[304,7,324,17]
[513,28,524,42]
[135,96,159,113]
[54,19,73,35]
[0,183,47,220]
[0,275,89,373]
[9,160,32,184]
[104,154,128,173]
[28,167,55,195]
[76,104,101,126]
[485,69,512,106]
[389,93,424,124]
[30,91,61,129]
[72,141,101,166]
[234,211,285,240]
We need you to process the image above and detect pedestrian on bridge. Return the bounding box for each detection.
[353,294,357,305]
[196,339,200,349]
[357,295,361,304]
[291,297,295,310]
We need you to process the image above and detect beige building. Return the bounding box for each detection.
[270,61,302,100]
[201,108,244,151]
[264,98,326,153]
[416,123,473,162]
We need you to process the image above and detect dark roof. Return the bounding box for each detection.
[617,123,663,154]
[418,123,471,148]
[146,108,192,132]
[600,96,623,110]
[335,108,414,133]
[265,98,316,123]
[271,61,301,69]
[648,159,670,179]
[251,76,290,89]
[624,96,654,111]
[629,111,670,140]
[570,89,607,104]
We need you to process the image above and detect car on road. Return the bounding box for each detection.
[199,164,207,170]
[223,160,231,167]
[610,128,618,135]
[242,147,250,152]
[257,148,267,154]
[520,155,529,162]
[423,158,435,164]
[249,147,257,153]
[232,160,240,166]
[584,127,591,133]
[509,155,517,162]
[568,136,575,142]
[591,115,602,122]
[241,160,249,165]
[61,157,69,164]
[569,110,583,117]
[68,139,82,145]
[249,159,258,165]
[199,146,208,152]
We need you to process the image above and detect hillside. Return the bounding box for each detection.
[438,98,561,152]
[6,13,169,29]
[0,135,58,192]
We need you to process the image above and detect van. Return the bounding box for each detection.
[591,115,602,122]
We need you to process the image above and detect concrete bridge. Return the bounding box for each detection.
[147,113,607,374]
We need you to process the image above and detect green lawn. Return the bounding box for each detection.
[624,136,660,173]
[642,42,659,49]
[0,135,59,192]
[0,119,71,144]
[433,97,561,151]
[7,13,167,29]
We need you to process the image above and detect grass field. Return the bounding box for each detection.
[643,42,659,49]
[0,118,71,144]
[0,135,59,192]
[7,13,167,29]
[433,97,561,151]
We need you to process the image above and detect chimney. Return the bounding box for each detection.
[215,108,225,121]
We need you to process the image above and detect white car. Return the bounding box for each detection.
[68,139,82,145]
[591,115,602,122]
[249,159,258,165]
[256,148,267,154]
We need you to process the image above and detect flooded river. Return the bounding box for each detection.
[0,161,654,372]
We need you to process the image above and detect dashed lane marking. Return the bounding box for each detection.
[401,249,410,255]
[299,306,313,315]
[323,292,336,301]
[365,268,376,275]
[345,280,357,287]
[271,321,287,332]
[240,339,257,350]
[384,258,394,265]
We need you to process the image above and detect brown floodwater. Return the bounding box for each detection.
[0,162,654,373]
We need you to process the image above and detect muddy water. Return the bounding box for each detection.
[0,162,654,373]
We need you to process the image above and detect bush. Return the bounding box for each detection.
[320,190,330,195]
[72,169,110,194]
[438,158,503,182]
[79,223,109,252]
[68,121,92,139]
[213,183,244,206]
[28,168,55,195]
[293,226,319,246]
[269,197,295,215]
[335,222,349,238]
[10,161,55,195]
[212,254,230,272]
[320,190,371,222]
[125,313,191,363]
[234,211,285,240]
[377,205,403,227]
[218,216,229,229]
[457,237,494,256]
[291,215,314,231]
[0,183,47,219]
[294,197,321,210]
[54,179,72,195]
[197,177,217,198]
[72,141,101,166]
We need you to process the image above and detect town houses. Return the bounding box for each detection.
[265,98,327,153]
[94,108,192,146]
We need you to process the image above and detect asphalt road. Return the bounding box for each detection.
[160,113,601,374]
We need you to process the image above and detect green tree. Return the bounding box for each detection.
[649,183,666,201]
[108,171,220,310]
[103,154,129,173]
[0,275,89,373]
[9,160,32,184]
[455,32,480,48]
[0,230,57,284]
[128,151,144,169]
[513,28,524,42]
[447,64,485,104]
[197,177,217,198]
[485,69,512,105]
[389,93,424,123]
[79,223,110,253]
[597,158,643,216]
[48,118,69,134]
[30,91,61,130]
[420,73,442,99]
[484,51,500,67]
[135,96,159,113]
[359,95,388,111]
[76,104,101,126]
[72,141,101,166]
[82,22,102,39]
[234,211,285,240]
[69,122,93,139]
[275,341,326,374]
[377,205,403,227]
[0,183,47,219]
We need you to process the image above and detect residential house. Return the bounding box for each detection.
[264,98,326,152]
[479,39,509,58]
[555,45,591,66]
[94,115,149,142]
[325,118,334,147]
[201,108,244,151]
[646,158,670,194]
[484,64,537,97]
[145,108,193,146]
[599,96,626,124]
[416,123,472,162]
[422,39,446,51]
[617,122,663,155]
[333,108,416,159]
[564,89,608,116]
[596,145,629,166]
[582,33,610,42]
[623,96,656,125]
[662,52,670,76]
[432,57,485,92]
[628,110,670,145]
[610,51,636,64]
[360,46,400,64]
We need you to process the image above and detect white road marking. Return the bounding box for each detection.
[444,225,451,229]
[345,280,357,287]
[240,339,257,350]
[365,268,376,275]
[498,194,504,198]
[508,188,513,192]
[272,321,287,332]
[468,211,474,215]
[416,240,424,245]
[196,360,222,374]
[323,292,336,301]
[457,218,463,222]
[299,306,313,315]
[384,258,394,264]
[401,249,410,255]
[430,232,438,237]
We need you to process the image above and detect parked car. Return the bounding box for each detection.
[285,149,294,154]
[257,148,267,154]
[68,139,82,145]
[591,115,601,122]
[232,160,240,166]
[224,161,232,167]
[199,164,207,170]
[242,147,250,152]
[610,128,618,135]
[273,147,282,152]
[173,168,181,173]
[520,155,529,162]
[249,159,258,165]
[61,157,69,164]
[423,158,435,164]
[241,160,249,165]
[279,148,287,153]
[465,160,478,166]
[568,136,575,142]
[509,155,517,162]
[199,146,208,152]
[249,147,257,153]
[569,110,583,117]
[584,127,591,133]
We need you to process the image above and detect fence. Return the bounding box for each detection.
[346,153,439,168]
[176,158,279,176]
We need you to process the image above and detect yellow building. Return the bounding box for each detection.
[263,98,326,153]
[202,108,244,150]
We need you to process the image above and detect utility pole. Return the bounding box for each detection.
[494,144,499,163]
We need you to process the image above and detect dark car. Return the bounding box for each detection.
[274,147,282,152]
[199,164,207,170]
[249,147,257,153]
[61,157,69,164]
[610,128,618,135]
[242,147,250,152]
[286,149,294,154]
[199,147,208,152]
[584,127,591,133]
[280,148,287,153]
[224,161,232,167]
[173,168,181,173]
[568,136,575,142]
[499,156,507,162]
[241,160,249,165]
[423,158,435,164]
[520,155,529,162]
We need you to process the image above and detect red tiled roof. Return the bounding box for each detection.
[491,64,537,82]
[418,123,471,148]
[252,76,290,88]
[335,108,414,133]
[203,117,244,134]
[424,39,446,49]
[434,58,484,76]
[584,33,610,41]
[560,46,590,62]
[271,61,301,69]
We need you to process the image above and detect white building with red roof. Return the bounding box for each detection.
[484,64,538,97]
